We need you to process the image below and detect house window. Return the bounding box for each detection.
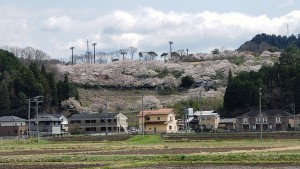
[243,118,248,123]
[157,117,160,120]
[169,125,172,130]
[46,122,50,126]
[256,118,260,123]
[85,120,91,123]
[54,122,56,125]
[170,116,173,121]
[263,117,267,123]
[108,127,112,131]
[86,128,91,131]
[91,127,96,131]
[207,117,211,120]
[76,120,81,124]
[91,120,96,123]
[276,117,281,123]
[114,119,116,122]
[108,119,111,123]
[101,119,105,123]
[58,122,61,125]
[101,127,106,131]
[146,117,150,120]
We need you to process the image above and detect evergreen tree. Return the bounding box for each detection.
[0,81,11,115]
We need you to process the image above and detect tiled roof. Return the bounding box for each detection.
[69,112,118,120]
[237,109,293,118]
[137,108,176,116]
[0,116,27,122]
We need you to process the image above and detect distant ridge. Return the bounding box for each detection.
[238,33,300,53]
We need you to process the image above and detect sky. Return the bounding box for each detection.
[1,0,300,60]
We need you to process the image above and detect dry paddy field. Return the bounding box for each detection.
[0,135,300,169]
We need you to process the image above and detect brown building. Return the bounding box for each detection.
[236,110,293,132]
[0,116,27,136]
[138,108,178,134]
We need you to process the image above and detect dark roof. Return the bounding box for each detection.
[51,114,66,119]
[0,116,27,122]
[69,113,118,120]
[29,114,61,122]
[238,110,293,118]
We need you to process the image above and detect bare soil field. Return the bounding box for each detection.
[0,136,299,169]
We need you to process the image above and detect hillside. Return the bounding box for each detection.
[238,33,300,53]
[57,50,280,113]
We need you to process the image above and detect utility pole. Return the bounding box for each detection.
[259,88,262,140]
[34,96,44,142]
[105,96,108,136]
[141,87,144,139]
[186,48,189,57]
[198,91,203,132]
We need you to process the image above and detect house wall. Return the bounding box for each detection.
[295,115,300,130]
[0,122,26,127]
[236,116,291,131]
[70,117,124,134]
[0,126,27,136]
[195,115,220,130]
[29,121,62,135]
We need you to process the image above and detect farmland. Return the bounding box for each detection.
[0,135,300,169]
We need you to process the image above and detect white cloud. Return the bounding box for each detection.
[42,16,72,31]
[1,5,300,59]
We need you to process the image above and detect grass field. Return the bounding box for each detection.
[0,135,300,169]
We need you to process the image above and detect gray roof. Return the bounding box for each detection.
[69,113,118,120]
[238,109,293,118]
[0,116,27,122]
[51,114,66,119]
[220,118,236,123]
[29,114,61,122]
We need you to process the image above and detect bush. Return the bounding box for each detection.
[180,76,194,89]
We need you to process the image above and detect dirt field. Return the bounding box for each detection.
[0,136,299,169]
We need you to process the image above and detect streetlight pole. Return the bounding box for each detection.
[169,41,173,60]
[259,88,262,140]
[70,47,74,65]
[92,43,97,64]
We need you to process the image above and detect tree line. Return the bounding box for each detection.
[222,45,300,117]
[0,49,78,118]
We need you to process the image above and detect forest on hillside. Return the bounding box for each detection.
[222,45,300,117]
[0,49,78,118]
[238,33,300,53]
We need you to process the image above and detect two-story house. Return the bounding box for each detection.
[0,116,27,136]
[68,112,128,134]
[138,108,178,133]
[236,110,293,131]
[29,114,62,136]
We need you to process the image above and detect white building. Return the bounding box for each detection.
[193,111,220,130]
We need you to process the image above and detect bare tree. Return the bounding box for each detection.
[128,47,138,60]
[96,52,107,64]
[1,45,22,57]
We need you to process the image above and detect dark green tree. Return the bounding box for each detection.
[180,75,194,89]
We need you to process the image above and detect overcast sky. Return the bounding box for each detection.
[1,0,300,60]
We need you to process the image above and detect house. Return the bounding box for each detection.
[191,111,220,131]
[0,116,27,136]
[29,114,62,136]
[51,114,69,132]
[218,118,236,131]
[236,110,293,132]
[137,108,178,133]
[68,112,128,134]
[294,114,300,130]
